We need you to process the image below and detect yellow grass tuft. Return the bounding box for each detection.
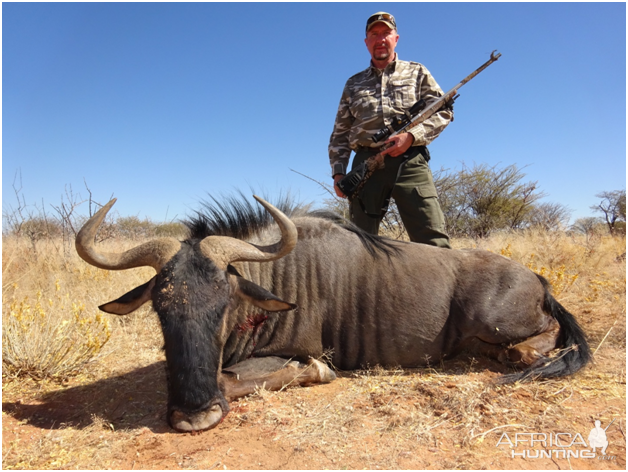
[2,279,111,380]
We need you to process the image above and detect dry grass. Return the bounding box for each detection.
[2,238,163,381]
[231,361,625,466]
[3,280,112,380]
[2,230,626,469]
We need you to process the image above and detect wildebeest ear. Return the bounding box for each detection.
[235,276,297,312]
[99,277,156,315]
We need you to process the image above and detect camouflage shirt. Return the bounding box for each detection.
[328,56,453,176]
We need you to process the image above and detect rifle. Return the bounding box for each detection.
[337,50,502,201]
[604,419,616,432]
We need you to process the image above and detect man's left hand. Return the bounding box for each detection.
[381,133,414,157]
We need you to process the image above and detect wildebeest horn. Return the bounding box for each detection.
[75,199,181,272]
[199,195,298,269]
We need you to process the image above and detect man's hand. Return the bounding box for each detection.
[381,132,414,157]
[333,174,347,199]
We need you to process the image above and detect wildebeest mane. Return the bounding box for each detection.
[308,210,403,259]
[185,192,306,241]
[184,193,401,259]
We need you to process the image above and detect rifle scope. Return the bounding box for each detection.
[371,99,426,143]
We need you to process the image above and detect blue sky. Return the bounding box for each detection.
[3,2,626,225]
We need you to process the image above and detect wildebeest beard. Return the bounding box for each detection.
[153,242,231,420]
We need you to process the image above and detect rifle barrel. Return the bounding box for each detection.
[604,418,616,432]
[457,50,502,89]
[392,50,501,138]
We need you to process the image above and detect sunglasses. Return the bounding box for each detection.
[366,13,396,30]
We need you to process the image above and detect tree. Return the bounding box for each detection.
[524,202,572,231]
[435,163,544,238]
[116,216,155,240]
[591,190,626,235]
[571,217,604,237]
[320,162,566,239]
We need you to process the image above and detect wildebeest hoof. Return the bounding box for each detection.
[308,358,336,383]
[497,351,511,365]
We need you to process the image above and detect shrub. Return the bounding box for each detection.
[2,280,111,380]
[154,221,187,238]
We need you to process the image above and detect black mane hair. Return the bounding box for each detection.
[184,192,402,259]
[307,210,403,259]
[185,191,306,240]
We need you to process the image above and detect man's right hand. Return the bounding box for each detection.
[333,174,347,198]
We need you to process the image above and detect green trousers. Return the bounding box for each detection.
[349,146,451,248]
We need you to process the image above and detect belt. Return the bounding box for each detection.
[354,145,381,154]
[354,144,429,161]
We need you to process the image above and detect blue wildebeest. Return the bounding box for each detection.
[76,195,591,432]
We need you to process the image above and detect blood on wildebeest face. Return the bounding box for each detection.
[151,243,232,431]
[75,197,298,432]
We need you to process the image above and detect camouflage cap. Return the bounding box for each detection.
[366,12,397,33]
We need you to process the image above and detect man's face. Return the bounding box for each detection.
[364,23,399,63]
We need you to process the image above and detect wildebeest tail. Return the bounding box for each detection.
[500,274,592,383]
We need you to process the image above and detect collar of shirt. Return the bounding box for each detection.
[369,53,398,75]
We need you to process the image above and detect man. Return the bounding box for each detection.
[329,12,452,248]
[588,420,609,455]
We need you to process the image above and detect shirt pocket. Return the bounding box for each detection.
[349,89,378,117]
[390,79,416,107]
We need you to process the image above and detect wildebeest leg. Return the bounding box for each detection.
[466,317,560,367]
[220,357,336,401]
[462,337,508,361]
[502,317,561,366]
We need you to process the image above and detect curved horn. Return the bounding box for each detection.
[199,195,298,269]
[75,199,181,272]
